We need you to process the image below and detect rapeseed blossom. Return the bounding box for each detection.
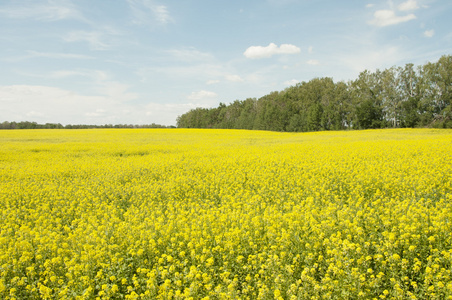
[0,128,451,299]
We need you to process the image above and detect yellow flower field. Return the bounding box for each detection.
[0,128,451,300]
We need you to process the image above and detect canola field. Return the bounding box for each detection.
[0,128,451,300]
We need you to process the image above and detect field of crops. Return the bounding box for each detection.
[0,128,451,299]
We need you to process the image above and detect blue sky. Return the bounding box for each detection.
[1,0,451,126]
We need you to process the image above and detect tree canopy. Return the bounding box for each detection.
[177,55,452,131]
[0,122,174,130]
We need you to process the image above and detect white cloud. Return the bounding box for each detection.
[127,0,173,26]
[284,79,299,86]
[136,62,227,87]
[0,85,106,123]
[1,51,94,63]
[307,59,320,65]
[243,43,301,59]
[0,0,83,22]
[308,46,314,54]
[63,69,138,102]
[398,0,419,11]
[267,0,298,5]
[340,46,402,74]
[145,102,208,124]
[167,48,214,62]
[206,80,220,85]
[8,68,138,104]
[46,69,109,81]
[187,90,218,100]
[0,80,137,107]
[26,111,44,117]
[225,74,244,82]
[28,51,93,60]
[96,82,138,102]
[85,109,106,117]
[152,5,172,24]
[424,29,435,38]
[366,4,375,8]
[50,70,90,79]
[369,10,416,27]
[0,84,177,125]
[64,31,111,50]
[279,44,301,54]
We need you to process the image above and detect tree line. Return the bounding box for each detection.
[177,55,452,131]
[0,121,175,130]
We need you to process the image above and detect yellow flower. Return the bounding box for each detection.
[1,128,451,299]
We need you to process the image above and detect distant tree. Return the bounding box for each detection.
[397,63,421,127]
[286,114,304,132]
[421,55,452,127]
[0,121,11,129]
[380,67,403,127]
[400,97,420,127]
[175,55,452,131]
[356,99,383,129]
[236,98,257,130]
[307,103,323,131]
[349,70,384,129]
[333,81,352,129]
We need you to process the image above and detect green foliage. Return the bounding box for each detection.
[356,99,383,129]
[177,55,452,132]
[0,121,173,130]
[400,97,420,128]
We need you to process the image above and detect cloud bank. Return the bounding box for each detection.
[369,0,420,27]
[398,0,419,11]
[127,0,172,26]
[0,0,82,22]
[424,30,434,38]
[187,90,217,100]
[370,10,416,27]
[0,84,185,125]
[243,43,301,59]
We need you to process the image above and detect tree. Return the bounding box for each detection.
[238,98,257,129]
[175,55,452,131]
[356,99,383,129]
[400,97,420,127]
[286,114,304,132]
[307,103,323,131]
[349,70,384,129]
[333,81,352,129]
[418,55,452,126]
[398,63,421,127]
[381,67,403,127]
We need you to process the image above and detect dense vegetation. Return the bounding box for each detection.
[0,122,174,130]
[1,129,451,299]
[177,55,452,131]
